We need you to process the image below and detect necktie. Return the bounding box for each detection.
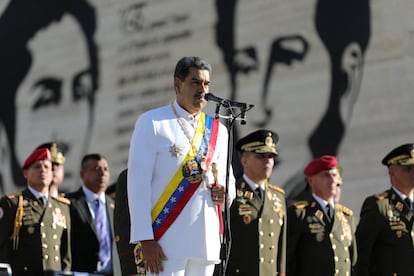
[92,199,111,266]
[38,196,47,207]
[326,204,333,220]
[255,187,262,200]
[404,198,413,211]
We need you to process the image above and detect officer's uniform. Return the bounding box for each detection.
[356,143,414,276]
[287,200,356,276]
[226,129,287,276]
[287,155,356,276]
[0,188,71,275]
[113,169,140,275]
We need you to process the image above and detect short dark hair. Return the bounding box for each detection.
[174,56,212,81]
[81,153,106,170]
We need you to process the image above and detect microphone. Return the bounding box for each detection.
[204,93,230,107]
[204,93,252,109]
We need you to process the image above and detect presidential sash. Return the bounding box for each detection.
[135,113,219,271]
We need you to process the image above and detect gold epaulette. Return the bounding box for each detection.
[337,204,353,216]
[268,184,285,194]
[5,191,22,199]
[375,192,388,200]
[293,201,309,209]
[53,196,71,205]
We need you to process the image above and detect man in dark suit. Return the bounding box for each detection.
[226,129,286,276]
[0,147,71,275]
[356,143,414,276]
[66,153,120,275]
[287,155,356,276]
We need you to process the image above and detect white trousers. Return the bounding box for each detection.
[147,258,216,276]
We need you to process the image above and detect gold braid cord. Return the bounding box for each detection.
[10,194,24,250]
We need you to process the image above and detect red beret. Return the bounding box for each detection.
[22,148,52,170]
[304,155,337,176]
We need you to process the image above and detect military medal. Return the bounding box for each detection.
[170,144,181,157]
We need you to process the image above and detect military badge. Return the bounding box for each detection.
[243,215,251,224]
[52,208,67,228]
[315,210,324,221]
[341,217,352,243]
[396,202,404,212]
[182,160,202,183]
[239,204,252,216]
[169,144,182,158]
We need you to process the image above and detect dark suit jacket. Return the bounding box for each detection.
[226,178,287,276]
[66,187,120,275]
[356,188,414,276]
[287,197,356,276]
[0,188,71,275]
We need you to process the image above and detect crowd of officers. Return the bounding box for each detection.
[1,137,414,276]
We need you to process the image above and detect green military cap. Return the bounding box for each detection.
[236,129,279,156]
[36,142,66,165]
[382,143,414,166]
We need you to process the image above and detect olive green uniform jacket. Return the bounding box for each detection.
[0,188,71,275]
[226,178,287,275]
[114,169,140,275]
[287,198,356,276]
[356,188,414,276]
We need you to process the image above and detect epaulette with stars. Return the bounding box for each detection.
[375,192,388,200]
[267,184,285,194]
[5,191,22,199]
[293,201,309,209]
[336,203,353,216]
[53,195,71,205]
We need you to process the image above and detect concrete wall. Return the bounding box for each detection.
[0,0,412,219]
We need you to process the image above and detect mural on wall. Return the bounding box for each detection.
[214,0,310,179]
[287,0,371,199]
[0,0,391,210]
[0,0,99,194]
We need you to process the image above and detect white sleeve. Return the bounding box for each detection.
[127,113,156,243]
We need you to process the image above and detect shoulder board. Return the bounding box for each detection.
[267,184,285,194]
[337,204,353,216]
[5,191,22,199]
[293,201,309,209]
[375,191,388,200]
[53,196,71,205]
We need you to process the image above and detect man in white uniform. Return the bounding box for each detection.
[127,56,235,276]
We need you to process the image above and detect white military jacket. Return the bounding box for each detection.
[127,100,235,261]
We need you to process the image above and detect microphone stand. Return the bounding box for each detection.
[211,101,254,276]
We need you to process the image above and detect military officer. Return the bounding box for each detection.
[287,155,356,276]
[36,142,66,197]
[0,147,71,275]
[226,129,286,276]
[356,143,414,276]
[114,169,140,275]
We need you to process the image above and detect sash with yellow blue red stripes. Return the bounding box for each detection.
[135,112,219,272]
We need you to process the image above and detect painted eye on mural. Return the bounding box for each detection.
[73,70,93,101]
[31,78,62,110]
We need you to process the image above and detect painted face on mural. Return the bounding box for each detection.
[15,16,95,189]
